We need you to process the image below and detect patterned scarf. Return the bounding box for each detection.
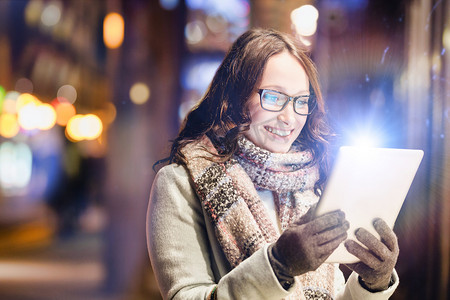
[182,136,335,300]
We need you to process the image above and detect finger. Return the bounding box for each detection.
[373,218,398,252]
[345,261,372,278]
[308,210,346,233]
[315,221,350,246]
[295,205,317,225]
[317,232,348,256]
[354,228,391,261]
[344,239,382,270]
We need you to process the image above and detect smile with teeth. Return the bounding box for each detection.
[264,126,292,137]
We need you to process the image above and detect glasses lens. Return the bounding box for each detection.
[261,90,287,111]
[294,96,310,115]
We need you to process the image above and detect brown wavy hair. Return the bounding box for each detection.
[163,28,332,194]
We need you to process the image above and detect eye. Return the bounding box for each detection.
[263,91,280,105]
[294,97,309,109]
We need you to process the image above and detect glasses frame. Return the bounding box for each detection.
[257,89,317,116]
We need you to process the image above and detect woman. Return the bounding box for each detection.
[147,28,399,300]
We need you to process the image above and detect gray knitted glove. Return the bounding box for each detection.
[344,218,399,292]
[271,209,349,277]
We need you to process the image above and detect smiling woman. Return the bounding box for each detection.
[147,28,400,300]
[245,51,310,153]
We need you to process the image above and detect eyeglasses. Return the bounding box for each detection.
[257,89,316,116]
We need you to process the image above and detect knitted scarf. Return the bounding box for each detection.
[182,136,335,300]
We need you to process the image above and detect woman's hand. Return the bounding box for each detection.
[271,209,349,276]
[344,218,399,292]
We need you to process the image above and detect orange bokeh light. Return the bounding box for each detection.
[103,13,124,49]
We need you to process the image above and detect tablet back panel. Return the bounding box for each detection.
[315,146,424,263]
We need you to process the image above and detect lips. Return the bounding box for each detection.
[264,126,293,137]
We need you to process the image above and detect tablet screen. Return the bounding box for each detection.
[315,146,424,263]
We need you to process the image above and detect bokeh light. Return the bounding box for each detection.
[159,0,179,10]
[443,27,450,50]
[205,14,227,33]
[129,82,150,105]
[5,91,20,102]
[66,114,103,141]
[17,99,57,131]
[95,102,117,127]
[15,78,34,94]
[25,0,44,27]
[103,12,125,49]
[41,1,62,27]
[291,5,319,37]
[0,86,5,113]
[16,93,41,111]
[185,21,207,44]
[2,99,17,115]
[80,114,103,140]
[55,101,76,126]
[57,84,77,104]
[66,114,84,141]
[18,102,39,130]
[37,103,57,130]
[0,113,20,138]
[0,142,33,191]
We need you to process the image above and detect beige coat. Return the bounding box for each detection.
[146,164,399,299]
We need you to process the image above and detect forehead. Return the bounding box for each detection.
[260,51,309,94]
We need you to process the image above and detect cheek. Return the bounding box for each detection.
[247,99,270,125]
[250,110,272,127]
[293,116,308,137]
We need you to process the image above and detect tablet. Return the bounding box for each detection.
[315,146,424,263]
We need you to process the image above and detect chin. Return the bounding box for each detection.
[265,143,291,154]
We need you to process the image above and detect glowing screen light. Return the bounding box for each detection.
[129,82,150,105]
[352,136,378,148]
[291,5,319,37]
[103,13,124,49]
[0,142,33,191]
[345,129,383,148]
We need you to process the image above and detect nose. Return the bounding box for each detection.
[277,100,296,125]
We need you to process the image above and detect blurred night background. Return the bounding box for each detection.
[0,0,448,299]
